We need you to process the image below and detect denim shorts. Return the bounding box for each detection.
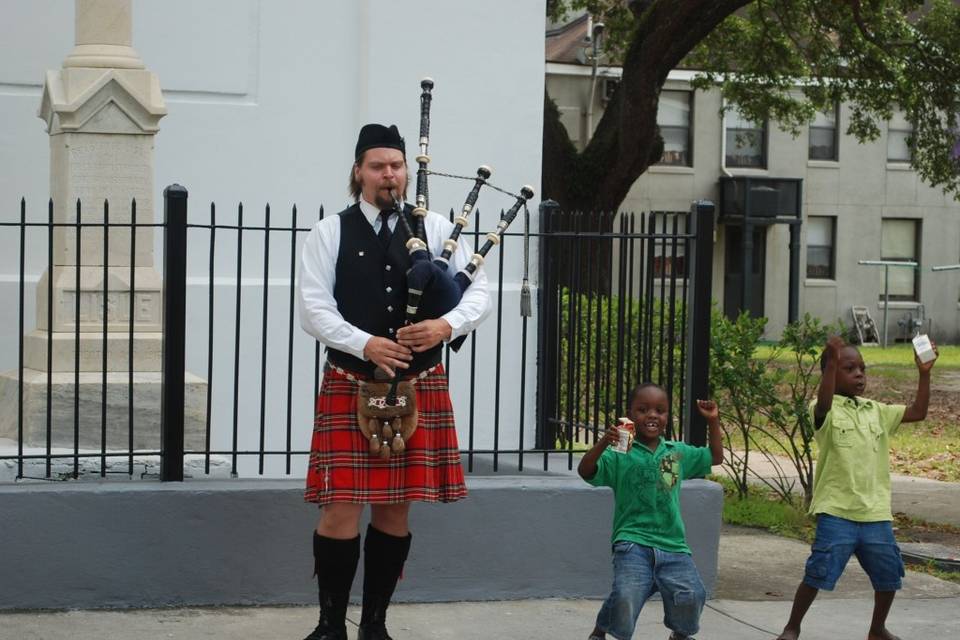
[594,541,706,640]
[803,513,905,592]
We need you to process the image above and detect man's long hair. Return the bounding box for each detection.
[349,151,410,202]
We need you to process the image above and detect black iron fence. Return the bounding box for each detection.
[536,201,715,464]
[0,186,713,481]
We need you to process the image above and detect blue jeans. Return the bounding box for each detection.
[595,541,706,640]
[803,513,904,592]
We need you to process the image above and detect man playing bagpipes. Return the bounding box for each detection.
[296,120,491,640]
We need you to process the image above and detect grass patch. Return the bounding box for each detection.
[908,561,960,584]
[894,512,960,538]
[889,423,960,482]
[866,365,916,383]
[754,344,960,368]
[712,475,815,542]
[556,438,592,453]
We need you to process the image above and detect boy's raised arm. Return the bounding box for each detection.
[903,341,937,423]
[578,427,619,480]
[696,399,724,465]
[814,336,844,429]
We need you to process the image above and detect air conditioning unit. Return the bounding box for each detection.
[749,185,779,217]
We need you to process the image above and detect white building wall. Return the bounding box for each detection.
[0,0,546,477]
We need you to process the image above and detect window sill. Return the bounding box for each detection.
[807,160,839,169]
[723,167,769,175]
[648,165,695,175]
[886,162,913,171]
[876,301,921,309]
[804,278,837,287]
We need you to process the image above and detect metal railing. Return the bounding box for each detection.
[535,200,715,466]
[0,186,714,481]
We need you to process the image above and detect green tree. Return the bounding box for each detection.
[709,309,773,499]
[545,0,960,213]
[751,315,833,507]
[710,310,838,506]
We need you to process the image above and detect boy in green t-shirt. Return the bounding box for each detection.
[578,383,723,640]
[775,336,937,640]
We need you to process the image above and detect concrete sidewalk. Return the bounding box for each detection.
[891,473,960,527]
[2,597,958,639]
[4,525,958,639]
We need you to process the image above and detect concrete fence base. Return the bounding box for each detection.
[0,475,721,610]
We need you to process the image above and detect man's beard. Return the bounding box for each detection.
[362,176,408,209]
[372,187,397,209]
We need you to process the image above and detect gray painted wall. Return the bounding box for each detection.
[0,476,721,610]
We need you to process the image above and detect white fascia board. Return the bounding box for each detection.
[545,62,701,83]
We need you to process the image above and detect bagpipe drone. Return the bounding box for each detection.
[358,78,535,459]
[390,77,535,350]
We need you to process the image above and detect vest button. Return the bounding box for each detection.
[386,286,392,293]
[388,328,395,334]
[385,265,392,271]
[387,305,394,312]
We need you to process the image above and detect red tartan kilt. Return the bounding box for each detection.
[304,363,467,505]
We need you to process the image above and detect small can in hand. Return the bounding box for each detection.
[613,417,635,453]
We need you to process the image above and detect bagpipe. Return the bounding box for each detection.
[391,77,535,351]
[360,77,535,459]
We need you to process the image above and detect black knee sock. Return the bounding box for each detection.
[313,532,361,629]
[359,525,412,627]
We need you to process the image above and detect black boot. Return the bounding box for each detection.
[357,525,412,640]
[303,532,360,640]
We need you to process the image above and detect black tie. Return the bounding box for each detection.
[378,209,394,249]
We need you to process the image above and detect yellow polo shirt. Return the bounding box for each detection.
[808,396,906,522]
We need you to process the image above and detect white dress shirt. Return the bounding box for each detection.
[297,197,492,360]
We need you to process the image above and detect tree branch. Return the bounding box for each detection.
[848,0,878,45]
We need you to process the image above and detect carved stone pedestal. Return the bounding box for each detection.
[0,370,207,450]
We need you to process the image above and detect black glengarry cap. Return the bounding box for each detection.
[355,124,405,160]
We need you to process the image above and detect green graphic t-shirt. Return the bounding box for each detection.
[587,437,713,554]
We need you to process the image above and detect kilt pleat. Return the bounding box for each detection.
[304,363,467,505]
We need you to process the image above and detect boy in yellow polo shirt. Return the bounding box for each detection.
[775,336,937,640]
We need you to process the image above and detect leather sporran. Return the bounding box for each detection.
[357,381,418,459]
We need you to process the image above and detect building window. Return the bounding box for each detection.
[808,105,839,161]
[880,218,920,300]
[603,78,619,104]
[887,111,912,163]
[725,105,766,168]
[657,91,692,167]
[806,216,835,279]
[651,212,687,278]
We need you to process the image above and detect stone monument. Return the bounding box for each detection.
[0,0,205,454]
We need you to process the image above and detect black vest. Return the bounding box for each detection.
[326,203,442,376]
